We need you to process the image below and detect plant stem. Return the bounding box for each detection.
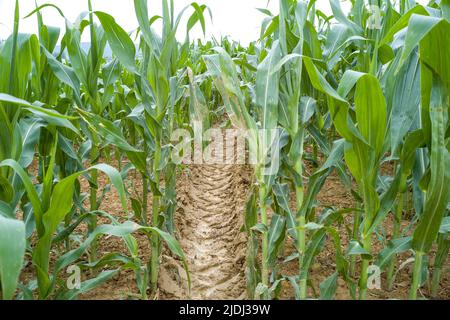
[298,215,306,299]
[142,172,148,225]
[387,192,404,289]
[294,156,307,299]
[358,235,372,300]
[350,207,361,277]
[115,148,122,171]
[359,181,375,300]
[294,126,306,300]
[150,141,161,293]
[409,251,424,300]
[400,0,406,14]
[313,143,318,166]
[430,235,449,297]
[430,267,442,297]
[259,183,269,292]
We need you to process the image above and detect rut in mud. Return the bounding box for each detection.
[159,134,252,299]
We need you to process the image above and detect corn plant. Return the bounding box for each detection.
[0,0,449,301]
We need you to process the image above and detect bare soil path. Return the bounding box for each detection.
[159,137,252,299]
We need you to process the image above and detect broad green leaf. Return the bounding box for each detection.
[91,164,127,210]
[0,216,25,300]
[337,70,365,98]
[24,3,66,19]
[439,217,450,234]
[55,221,189,289]
[388,51,421,154]
[320,272,338,300]
[375,237,412,269]
[354,74,387,156]
[65,27,88,86]
[42,47,82,106]
[397,15,444,73]
[33,163,128,298]
[0,175,14,203]
[379,5,429,47]
[256,42,282,131]
[18,119,44,167]
[95,11,136,73]
[58,269,119,300]
[267,214,286,265]
[412,80,450,253]
[302,57,354,142]
[347,240,372,259]
[0,201,14,219]
[0,159,43,234]
[77,109,141,153]
[0,93,77,120]
[134,0,155,50]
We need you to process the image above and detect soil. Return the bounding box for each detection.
[158,129,252,299]
[158,163,251,299]
[277,161,450,300]
[17,145,450,300]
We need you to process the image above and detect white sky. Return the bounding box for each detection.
[0,0,338,44]
[0,0,428,44]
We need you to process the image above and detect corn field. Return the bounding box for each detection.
[0,0,448,301]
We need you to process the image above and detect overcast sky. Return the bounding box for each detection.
[0,0,336,43]
[0,0,427,44]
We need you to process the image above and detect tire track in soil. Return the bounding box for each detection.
[159,133,251,299]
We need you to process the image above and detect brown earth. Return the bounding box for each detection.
[17,150,450,300]
[158,163,251,299]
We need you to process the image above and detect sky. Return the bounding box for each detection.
[0,0,427,44]
[0,0,337,44]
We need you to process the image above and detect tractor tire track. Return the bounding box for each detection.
[159,135,251,299]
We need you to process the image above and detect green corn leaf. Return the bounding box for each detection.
[23,3,66,19]
[379,5,429,47]
[187,3,208,36]
[347,240,372,259]
[42,47,82,106]
[0,201,14,219]
[330,0,362,35]
[256,42,282,130]
[33,163,127,298]
[65,27,89,86]
[397,15,444,73]
[95,11,137,74]
[320,272,338,300]
[337,70,365,98]
[55,221,189,291]
[134,0,154,50]
[0,93,77,120]
[273,183,295,224]
[412,79,450,253]
[354,74,387,156]
[439,217,450,234]
[0,175,14,203]
[267,214,286,265]
[0,216,25,300]
[58,269,119,300]
[0,159,43,234]
[77,109,141,153]
[388,51,421,154]
[91,164,128,210]
[18,119,44,168]
[375,237,412,269]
